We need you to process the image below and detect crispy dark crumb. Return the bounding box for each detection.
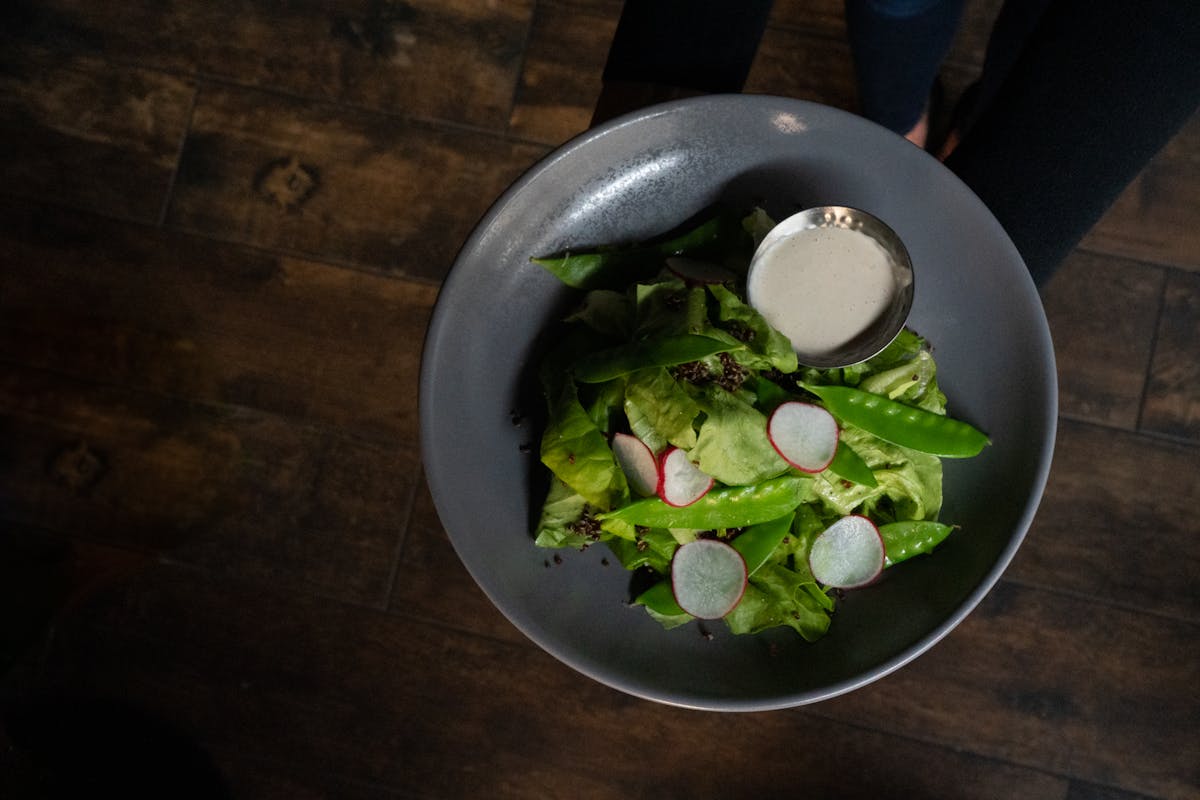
[672,360,711,384]
[601,557,610,567]
[568,511,602,540]
[544,559,551,568]
[553,554,563,565]
[726,320,756,343]
[698,623,714,641]
[760,367,793,385]
[714,352,748,392]
[518,443,532,454]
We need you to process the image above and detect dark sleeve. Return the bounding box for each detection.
[946,0,1200,285]
[601,0,774,93]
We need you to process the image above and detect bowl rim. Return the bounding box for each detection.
[420,93,1058,711]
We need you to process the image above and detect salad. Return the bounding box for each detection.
[530,208,988,641]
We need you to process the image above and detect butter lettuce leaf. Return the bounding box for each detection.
[707,283,798,373]
[540,374,628,510]
[624,367,701,451]
[691,387,790,486]
[724,563,832,641]
[534,477,597,549]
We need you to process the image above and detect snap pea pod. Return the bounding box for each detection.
[633,512,792,620]
[574,334,738,383]
[826,441,878,487]
[731,512,794,576]
[532,213,748,290]
[878,520,955,567]
[599,475,810,529]
[801,383,989,458]
[635,580,687,617]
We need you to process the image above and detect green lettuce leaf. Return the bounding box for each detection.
[811,424,943,521]
[707,283,798,373]
[724,563,832,640]
[540,376,628,510]
[691,386,790,486]
[606,527,677,574]
[624,367,701,451]
[533,477,596,549]
[565,288,633,339]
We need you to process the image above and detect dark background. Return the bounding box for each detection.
[1,1,1197,798]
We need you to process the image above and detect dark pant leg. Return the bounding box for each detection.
[844,0,968,134]
[601,0,774,92]
[945,0,1200,285]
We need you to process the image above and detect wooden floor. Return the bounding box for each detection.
[1,1,1197,798]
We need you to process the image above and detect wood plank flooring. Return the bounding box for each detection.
[1,1,1197,798]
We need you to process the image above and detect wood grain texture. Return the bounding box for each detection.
[391,477,526,643]
[2,0,534,130]
[6,561,1073,800]
[0,0,1198,797]
[1141,269,1200,441]
[0,51,193,223]
[745,25,859,109]
[819,580,1200,799]
[509,0,622,144]
[1084,114,1200,272]
[0,363,418,607]
[1041,250,1165,429]
[1009,419,1199,622]
[167,83,547,279]
[0,199,436,443]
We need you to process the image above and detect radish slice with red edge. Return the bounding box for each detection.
[671,539,747,619]
[657,447,714,507]
[665,256,736,285]
[767,401,839,473]
[808,515,885,589]
[612,432,658,497]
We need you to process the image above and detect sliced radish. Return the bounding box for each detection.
[767,401,839,473]
[657,447,714,507]
[671,539,747,619]
[666,256,736,285]
[808,515,885,589]
[612,432,658,497]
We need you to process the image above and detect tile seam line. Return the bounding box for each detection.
[0,356,420,456]
[1134,270,1170,432]
[802,704,1172,800]
[157,79,200,226]
[15,47,563,150]
[0,188,447,288]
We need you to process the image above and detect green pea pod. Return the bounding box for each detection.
[655,212,748,260]
[532,213,748,290]
[731,512,794,576]
[878,520,955,567]
[575,334,738,383]
[802,383,989,458]
[600,475,811,529]
[634,580,687,617]
[826,441,878,487]
[532,251,646,290]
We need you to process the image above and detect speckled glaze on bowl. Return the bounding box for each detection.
[419,95,1056,711]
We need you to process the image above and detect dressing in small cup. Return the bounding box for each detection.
[746,206,914,368]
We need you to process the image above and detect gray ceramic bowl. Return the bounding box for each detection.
[420,95,1056,711]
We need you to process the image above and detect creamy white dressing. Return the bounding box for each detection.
[747,225,899,358]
